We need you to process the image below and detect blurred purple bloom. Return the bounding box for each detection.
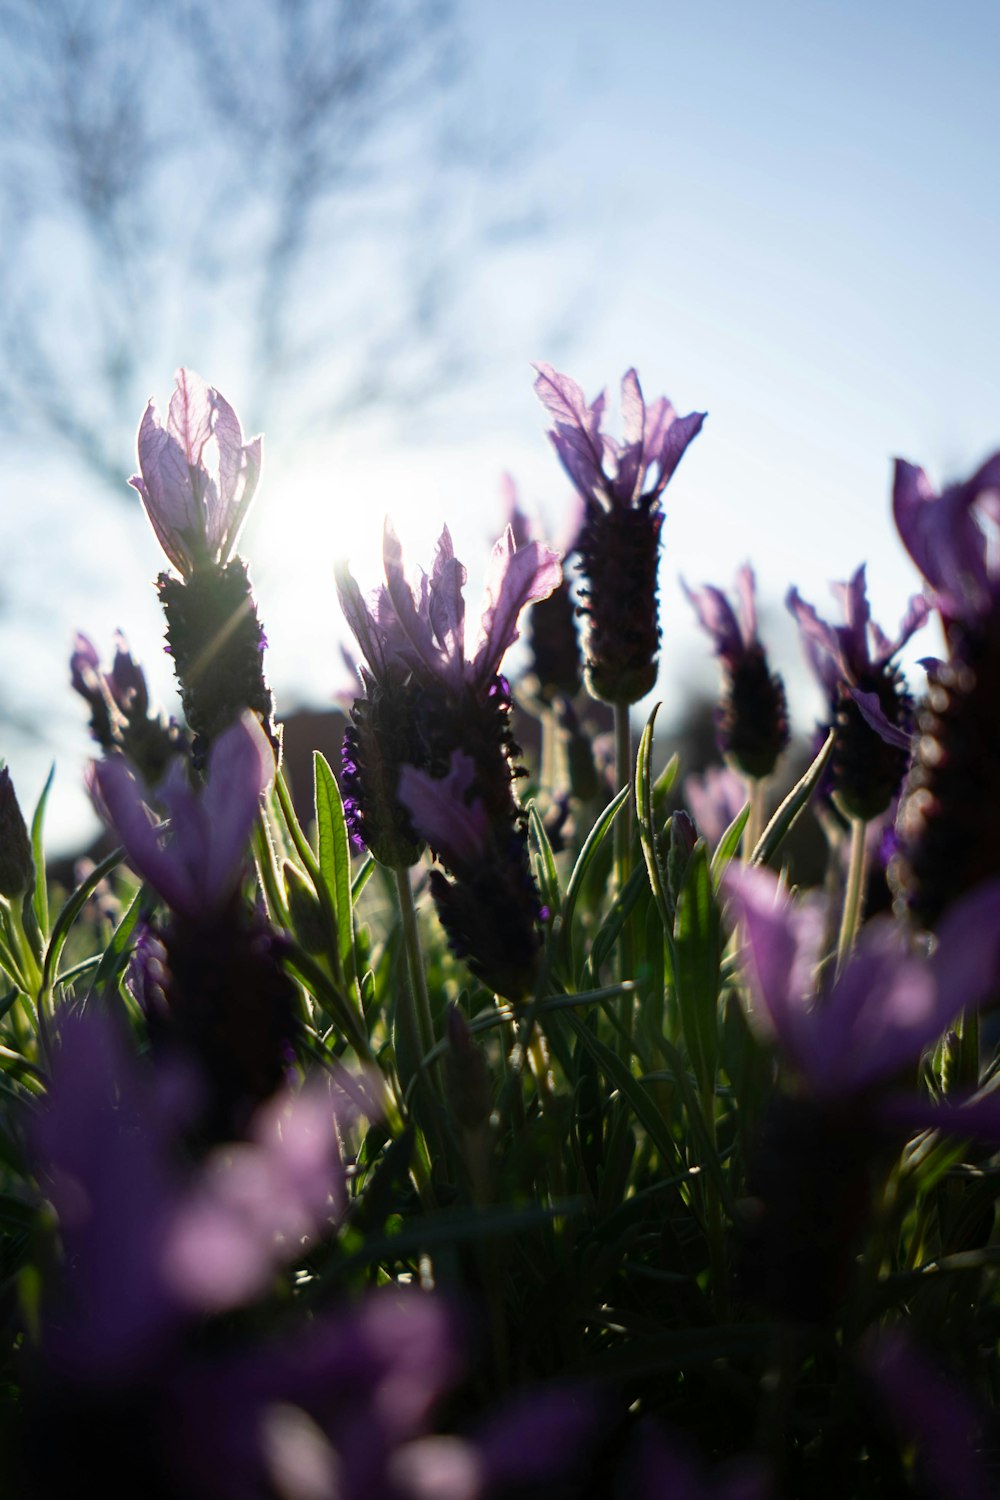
[130,368,262,577]
[893,452,1000,634]
[93,713,272,920]
[175,1293,463,1500]
[617,1420,768,1499]
[33,1010,184,1383]
[684,766,748,848]
[723,864,1000,1097]
[30,1010,456,1500]
[533,364,705,513]
[866,1331,992,1500]
[787,565,928,751]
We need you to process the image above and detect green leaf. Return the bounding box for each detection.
[709,801,750,881]
[30,763,55,938]
[84,883,148,1006]
[352,853,375,903]
[672,841,721,1094]
[528,802,561,919]
[588,863,649,978]
[565,1010,686,1179]
[635,704,672,935]
[41,846,125,999]
[313,752,355,986]
[560,784,629,973]
[751,730,834,867]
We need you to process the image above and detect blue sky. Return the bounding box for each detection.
[4,0,999,851]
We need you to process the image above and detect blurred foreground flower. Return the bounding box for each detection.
[724,864,1000,1320]
[131,369,274,767]
[787,565,926,820]
[891,452,1000,926]
[23,1010,458,1500]
[534,364,705,704]
[684,564,789,780]
[94,715,296,1136]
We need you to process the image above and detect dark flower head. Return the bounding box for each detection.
[130,369,262,579]
[685,565,789,778]
[0,764,34,899]
[336,521,560,870]
[534,364,705,704]
[787,565,927,819]
[71,630,183,783]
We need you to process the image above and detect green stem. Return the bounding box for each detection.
[835,816,868,976]
[614,702,635,1052]
[394,866,438,1089]
[745,776,767,860]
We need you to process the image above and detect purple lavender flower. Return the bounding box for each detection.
[94,714,296,1134]
[26,1010,456,1500]
[131,370,274,768]
[534,364,705,704]
[787,565,928,819]
[93,713,271,921]
[723,864,1000,1097]
[130,368,262,579]
[683,765,748,848]
[684,565,789,778]
[501,471,584,703]
[71,629,183,783]
[723,864,1000,1320]
[338,524,560,997]
[0,765,33,899]
[891,454,1000,926]
[893,452,1000,637]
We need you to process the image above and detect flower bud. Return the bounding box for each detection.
[0,767,34,899]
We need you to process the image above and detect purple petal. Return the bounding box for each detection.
[683,579,744,664]
[93,755,196,915]
[383,520,445,679]
[721,865,825,1071]
[34,1011,184,1379]
[786,586,846,697]
[132,401,200,574]
[336,561,386,679]
[398,755,490,869]
[428,526,467,678]
[892,457,994,625]
[849,689,913,751]
[828,563,871,672]
[650,408,707,492]
[166,367,215,467]
[470,527,562,687]
[734,564,758,645]
[500,471,532,548]
[197,715,273,905]
[683,766,747,848]
[533,362,607,501]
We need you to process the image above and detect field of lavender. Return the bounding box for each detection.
[0,365,998,1497]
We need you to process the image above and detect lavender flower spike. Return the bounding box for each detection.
[93,712,272,921]
[684,565,789,778]
[534,364,705,703]
[130,368,262,577]
[787,565,928,819]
